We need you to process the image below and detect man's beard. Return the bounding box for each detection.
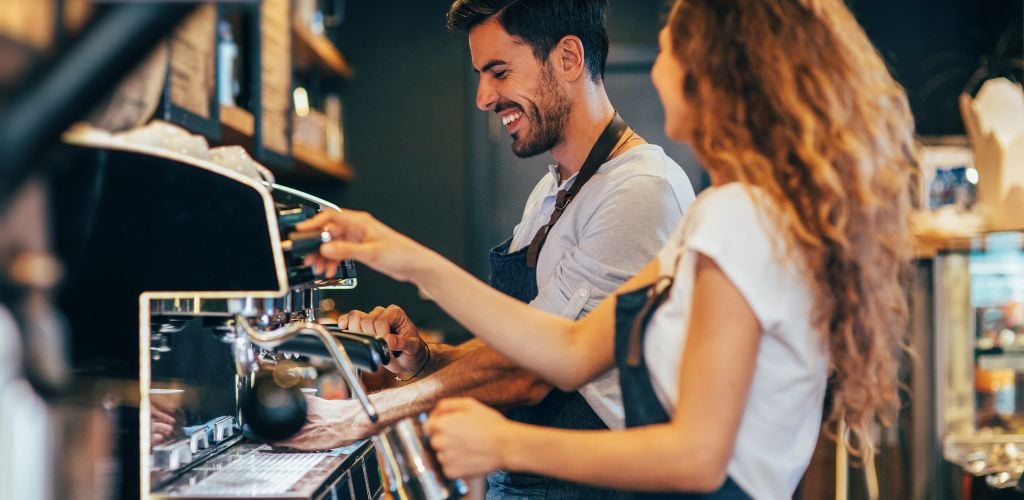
[510,63,571,158]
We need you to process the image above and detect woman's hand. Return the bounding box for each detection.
[426,398,518,479]
[295,209,433,283]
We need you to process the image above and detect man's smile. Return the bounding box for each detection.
[499,106,525,133]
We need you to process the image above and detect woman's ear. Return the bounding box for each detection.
[555,35,586,82]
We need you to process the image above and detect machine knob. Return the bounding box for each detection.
[276,204,316,230]
[153,439,193,471]
[282,230,331,256]
[188,430,209,453]
[211,415,236,443]
[287,266,316,287]
[338,259,357,280]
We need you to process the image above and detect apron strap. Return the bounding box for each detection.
[526,113,629,267]
[626,250,686,367]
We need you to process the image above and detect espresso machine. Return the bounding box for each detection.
[1,4,462,497]
[51,126,393,499]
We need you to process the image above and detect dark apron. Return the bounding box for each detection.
[485,113,631,499]
[613,277,752,499]
[485,237,627,499]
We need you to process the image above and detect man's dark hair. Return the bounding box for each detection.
[447,0,610,82]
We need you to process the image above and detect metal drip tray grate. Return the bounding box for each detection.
[181,450,326,496]
[153,441,380,499]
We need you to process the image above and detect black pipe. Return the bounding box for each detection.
[276,330,391,372]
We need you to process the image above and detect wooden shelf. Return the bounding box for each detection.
[914,233,976,259]
[913,230,1024,259]
[292,143,354,181]
[220,105,254,137]
[293,21,353,79]
[217,104,352,181]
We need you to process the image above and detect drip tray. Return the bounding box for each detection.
[153,441,381,499]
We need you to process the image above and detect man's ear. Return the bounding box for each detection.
[554,35,586,82]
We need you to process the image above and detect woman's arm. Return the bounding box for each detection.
[295,209,659,390]
[428,254,762,492]
[415,249,661,391]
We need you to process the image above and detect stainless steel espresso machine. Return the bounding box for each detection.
[3,5,462,498]
[52,127,389,499]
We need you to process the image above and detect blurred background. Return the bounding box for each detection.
[286,0,1024,340]
[0,1,1021,499]
[0,0,1019,339]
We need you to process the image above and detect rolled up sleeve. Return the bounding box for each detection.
[532,175,685,318]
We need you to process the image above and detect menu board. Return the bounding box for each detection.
[169,4,216,120]
[88,45,168,132]
[260,0,292,155]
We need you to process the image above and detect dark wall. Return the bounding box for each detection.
[849,0,1022,136]
[293,0,472,335]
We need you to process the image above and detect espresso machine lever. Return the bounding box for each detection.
[233,315,380,423]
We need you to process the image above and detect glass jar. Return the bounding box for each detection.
[977,367,1016,426]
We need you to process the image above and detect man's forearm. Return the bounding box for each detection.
[366,342,552,429]
[411,338,483,378]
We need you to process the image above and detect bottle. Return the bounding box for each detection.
[325,94,344,161]
[217,21,238,107]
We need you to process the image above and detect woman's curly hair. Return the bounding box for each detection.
[667,0,919,459]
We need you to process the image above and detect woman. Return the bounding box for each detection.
[297,0,917,497]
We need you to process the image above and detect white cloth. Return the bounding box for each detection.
[509,144,696,429]
[0,306,52,500]
[644,183,828,500]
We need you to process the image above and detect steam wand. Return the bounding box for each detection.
[233,314,379,422]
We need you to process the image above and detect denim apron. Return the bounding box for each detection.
[613,274,752,499]
[485,238,627,499]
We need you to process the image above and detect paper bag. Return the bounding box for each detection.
[960,78,1024,230]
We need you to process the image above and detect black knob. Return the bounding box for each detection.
[277,204,316,230]
[287,266,316,287]
[282,230,331,256]
[338,259,358,280]
[277,331,391,371]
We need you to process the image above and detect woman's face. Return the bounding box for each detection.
[651,27,691,143]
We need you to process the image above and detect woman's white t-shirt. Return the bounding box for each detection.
[643,183,829,500]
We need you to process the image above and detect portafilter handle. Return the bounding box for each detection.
[233,315,379,422]
[281,230,332,256]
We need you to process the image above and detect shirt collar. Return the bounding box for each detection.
[547,164,579,190]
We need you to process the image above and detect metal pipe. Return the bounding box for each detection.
[234,317,307,348]
[234,315,379,422]
[304,321,379,423]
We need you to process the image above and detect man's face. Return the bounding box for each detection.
[468,19,572,158]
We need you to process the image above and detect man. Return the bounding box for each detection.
[279,0,695,497]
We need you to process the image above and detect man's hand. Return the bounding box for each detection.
[426,397,517,479]
[338,305,429,378]
[272,396,377,451]
[150,391,185,447]
[150,404,184,446]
